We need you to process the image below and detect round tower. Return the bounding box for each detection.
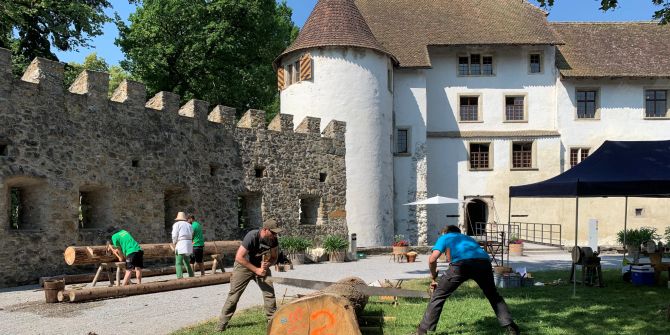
[274,0,396,246]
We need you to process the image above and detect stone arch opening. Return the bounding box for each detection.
[465,198,488,237]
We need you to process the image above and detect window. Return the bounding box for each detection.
[645,90,667,118]
[238,193,262,229]
[635,208,644,217]
[459,96,480,121]
[293,61,300,84]
[210,164,219,177]
[286,64,293,85]
[505,96,525,121]
[576,90,598,119]
[254,167,265,178]
[512,142,533,169]
[529,53,542,73]
[319,173,328,183]
[0,144,7,156]
[458,54,494,76]
[78,187,110,229]
[396,128,409,154]
[6,177,47,230]
[569,148,590,168]
[299,196,322,225]
[469,143,491,170]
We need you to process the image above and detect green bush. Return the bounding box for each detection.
[278,236,313,254]
[616,227,659,247]
[664,227,670,244]
[322,235,349,253]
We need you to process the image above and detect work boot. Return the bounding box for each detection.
[216,323,227,332]
[415,326,428,335]
[505,322,520,335]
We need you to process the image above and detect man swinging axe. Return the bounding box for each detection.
[417,225,521,335]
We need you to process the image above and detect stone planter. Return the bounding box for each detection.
[393,246,409,255]
[288,253,306,265]
[509,243,523,256]
[406,253,417,263]
[329,251,346,263]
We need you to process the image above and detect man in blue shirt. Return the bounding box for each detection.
[417,225,520,335]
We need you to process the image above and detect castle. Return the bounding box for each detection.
[274,0,670,247]
[0,49,347,287]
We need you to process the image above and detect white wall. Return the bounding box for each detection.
[280,48,394,246]
[392,69,428,244]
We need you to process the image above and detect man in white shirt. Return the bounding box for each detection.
[172,212,194,278]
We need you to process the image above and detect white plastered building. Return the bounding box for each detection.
[274,0,670,247]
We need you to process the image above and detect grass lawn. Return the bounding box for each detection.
[172,269,669,335]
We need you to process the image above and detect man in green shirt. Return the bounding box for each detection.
[188,215,205,276]
[107,227,144,285]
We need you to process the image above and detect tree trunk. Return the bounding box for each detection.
[64,241,240,265]
[67,273,232,303]
[268,277,368,335]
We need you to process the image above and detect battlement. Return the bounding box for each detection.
[0,50,345,141]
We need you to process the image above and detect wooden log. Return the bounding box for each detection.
[64,241,240,265]
[68,273,232,303]
[40,261,217,286]
[268,277,368,335]
[57,290,70,302]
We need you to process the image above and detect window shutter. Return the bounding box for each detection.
[300,54,313,81]
[277,67,285,90]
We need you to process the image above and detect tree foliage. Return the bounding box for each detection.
[536,0,670,24]
[115,0,298,118]
[64,53,131,97]
[0,0,112,73]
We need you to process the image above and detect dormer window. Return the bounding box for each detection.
[458,54,494,76]
[278,53,313,90]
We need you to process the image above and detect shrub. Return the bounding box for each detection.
[278,236,313,254]
[508,234,523,245]
[616,227,659,247]
[664,227,670,244]
[322,235,349,253]
[393,234,409,247]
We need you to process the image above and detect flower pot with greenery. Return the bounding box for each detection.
[392,235,409,255]
[279,236,313,265]
[617,227,658,264]
[508,235,524,256]
[322,235,349,263]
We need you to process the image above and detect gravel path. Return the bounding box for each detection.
[0,248,629,335]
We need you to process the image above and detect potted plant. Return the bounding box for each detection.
[392,235,410,255]
[406,251,418,263]
[508,234,524,256]
[279,236,313,265]
[322,235,349,263]
[617,227,658,263]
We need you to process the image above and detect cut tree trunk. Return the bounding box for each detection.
[268,277,368,335]
[67,273,232,303]
[64,241,240,265]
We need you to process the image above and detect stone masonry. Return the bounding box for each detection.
[0,49,347,287]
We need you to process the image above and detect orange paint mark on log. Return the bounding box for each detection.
[310,309,336,335]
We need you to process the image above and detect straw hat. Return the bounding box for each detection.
[174,212,188,221]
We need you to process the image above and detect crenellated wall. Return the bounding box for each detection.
[0,49,347,287]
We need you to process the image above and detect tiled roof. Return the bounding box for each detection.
[275,0,394,66]
[428,130,561,138]
[552,22,670,78]
[354,0,563,68]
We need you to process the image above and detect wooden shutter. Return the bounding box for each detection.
[277,67,285,90]
[300,53,313,81]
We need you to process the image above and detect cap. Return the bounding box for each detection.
[262,219,284,234]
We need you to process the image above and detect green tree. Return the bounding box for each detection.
[0,0,112,73]
[536,0,670,24]
[64,52,131,96]
[115,0,298,118]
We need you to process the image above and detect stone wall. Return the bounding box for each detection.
[0,49,347,287]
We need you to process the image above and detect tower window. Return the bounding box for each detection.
[254,167,265,178]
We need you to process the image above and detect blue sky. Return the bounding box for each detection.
[55,0,663,65]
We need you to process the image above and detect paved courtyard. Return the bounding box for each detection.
[0,247,627,335]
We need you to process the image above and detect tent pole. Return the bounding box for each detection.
[623,197,628,261]
[573,196,579,297]
[507,197,512,268]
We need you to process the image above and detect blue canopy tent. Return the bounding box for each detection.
[508,140,670,294]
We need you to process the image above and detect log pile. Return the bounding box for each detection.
[63,241,240,265]
[268,277,368,335]
[65,273,232,303]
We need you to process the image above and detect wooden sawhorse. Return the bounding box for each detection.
[210,254,226,274]
[92,262,127,287]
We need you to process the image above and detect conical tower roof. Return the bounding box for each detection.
[275,0,395,67]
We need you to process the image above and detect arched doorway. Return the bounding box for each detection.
[466,199,488,236]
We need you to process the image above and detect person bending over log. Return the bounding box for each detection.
[217,219,283,332]
[106,227,144,286]
[417,225,520,335]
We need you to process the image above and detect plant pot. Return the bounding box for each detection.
[406,253,417,263]
[288,253,306,265]
[393,246,409,255]
[329,251,346,263]
[509,243,523,257]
